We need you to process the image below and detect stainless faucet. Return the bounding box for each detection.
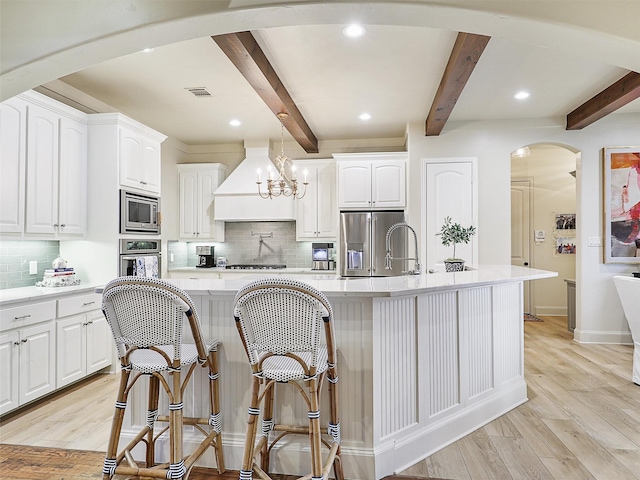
[385,222,421,275]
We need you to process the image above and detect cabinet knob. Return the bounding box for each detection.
[13,341,20,346]
[21,339,27,343]
[60,224,66,228]
[140,181,147,185]
[53,223,59,227]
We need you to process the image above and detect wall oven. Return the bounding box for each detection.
[119,239,161,277]
[120,190,160,234]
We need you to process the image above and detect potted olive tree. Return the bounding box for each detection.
[436,216,476,272]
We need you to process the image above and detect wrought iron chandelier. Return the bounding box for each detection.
[256,112,308,199]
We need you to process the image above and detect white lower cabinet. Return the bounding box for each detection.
[56,310,112,388]
[0,321,56,415]
[56,293,112,388]
[0,291,112,415]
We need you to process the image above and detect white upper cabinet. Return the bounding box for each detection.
[0,90,88,238]
[178,163,227,241]
[0,97,27,233]
[296,160,337,240]
[334,153,407,209]
[119,126,162,194]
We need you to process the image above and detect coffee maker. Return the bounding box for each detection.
[196,245,215,268]
[312,243,335,270]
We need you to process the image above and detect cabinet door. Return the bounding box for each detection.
[25,103,59,234]
[118,127,144,190]
[56,314,86,388]
[316,162,337,238]
[338,162,371,209]
[425,161,476,269]
[58,116,87,236]
[86,311,113,374]
[197,170,216,239]
[372,161,406,208]
[179,170,198,239]
[141,138,161,194]
[0,331,19,415]
[0,98,27,233]
[296,167,320,239]
[19,322,56,405]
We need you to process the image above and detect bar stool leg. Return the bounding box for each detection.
[260,383,274,474]
[102,367,131,479]
[240,375,262,479]
[328,367,344,480]
[146,375,160,467]
[207,350,225,473]
[308,377,323,479]
[169,368,186,479]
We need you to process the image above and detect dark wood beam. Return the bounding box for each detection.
[566,71,640,130]
[425,32,490,136]
[212,31,318,153]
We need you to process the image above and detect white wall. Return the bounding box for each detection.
[406,113,640,344]
[511,145,577,316]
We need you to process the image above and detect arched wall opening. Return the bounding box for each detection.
[511,143,578,320]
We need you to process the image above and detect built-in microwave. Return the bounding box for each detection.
[120,190,160,234]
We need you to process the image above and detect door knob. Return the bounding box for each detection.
[524,262,529,266]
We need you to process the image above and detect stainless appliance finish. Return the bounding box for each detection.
[120,190,160,234]
[119,239,161,277]
[196,245,215,268]
[312,242,335,270]
[340,211,406,277]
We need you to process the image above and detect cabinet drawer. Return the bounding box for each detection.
[57,293,102,318]
[0,300,56,332]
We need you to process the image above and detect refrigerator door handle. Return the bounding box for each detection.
[370,215,375,272]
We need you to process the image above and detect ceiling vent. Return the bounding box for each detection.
[186,87,212,98]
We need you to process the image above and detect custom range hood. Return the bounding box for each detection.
[214,144,295,221]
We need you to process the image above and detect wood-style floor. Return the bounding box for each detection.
[1,316,638,479]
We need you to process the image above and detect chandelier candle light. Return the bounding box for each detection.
[256,112,308,199]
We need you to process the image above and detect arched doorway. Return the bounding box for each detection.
[511,144,578,320]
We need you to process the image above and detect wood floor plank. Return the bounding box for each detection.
[539,457,597,480]
[456,429,512,479]
[402,442,471,480]
[505,404,575,459]
[490,436,554,480]
[543,418,638,480]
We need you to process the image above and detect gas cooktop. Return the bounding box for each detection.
[225,264,286,270]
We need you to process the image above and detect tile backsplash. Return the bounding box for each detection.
[0,240,61,289]
[168,221,314,268]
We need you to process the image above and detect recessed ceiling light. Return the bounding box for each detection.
[514,91,531,100]
[229,119,241,127]
[141,48,154,53]
[343,24,366,38]
[359,113,371,120]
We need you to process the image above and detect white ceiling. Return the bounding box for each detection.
[56,23,639,147]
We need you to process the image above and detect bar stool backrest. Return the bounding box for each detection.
[101,276,207,362]
[233,278,335,369]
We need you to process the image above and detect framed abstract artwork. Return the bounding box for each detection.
[603,146,640,263]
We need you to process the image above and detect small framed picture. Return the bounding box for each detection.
[555,214,576,230]
[603,147,640,263]
[556,237,576,254]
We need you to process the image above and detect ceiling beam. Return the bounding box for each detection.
[566,71,640,130]
[212,31,318,153]
[425,32,491,136]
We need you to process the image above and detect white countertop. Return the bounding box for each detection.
[0,283,104,306]
[169,265,557,298]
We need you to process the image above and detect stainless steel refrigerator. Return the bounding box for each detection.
[340,211,406,277]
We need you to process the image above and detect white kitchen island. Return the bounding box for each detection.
[118,265,556,479]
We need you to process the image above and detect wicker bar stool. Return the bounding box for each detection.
[100,276,225,479]
[233,278,344,480]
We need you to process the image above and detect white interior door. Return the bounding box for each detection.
[511,180,532,313]
[425,161,476,270]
